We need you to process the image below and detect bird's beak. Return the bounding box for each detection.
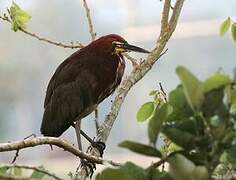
[123,42,150,53]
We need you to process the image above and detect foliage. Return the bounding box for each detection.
[0,165,47,179]
[220,17,236,42]
[97,66,236,180]
[8,2,31,32]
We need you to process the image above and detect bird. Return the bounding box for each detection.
[40,34,150,153]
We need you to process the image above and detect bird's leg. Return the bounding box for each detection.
[73,121,105,177]
[75,120,82,150]
[80,130,106,157]
[72,121,106,156]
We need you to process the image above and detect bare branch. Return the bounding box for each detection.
[0,137,120,167]
[0,15,83,49]
[11,149,19,164]
[1,164,62,180]
[75,0,185,179]
[159,0,171,36]
[159,82,167,103]
[168,0,185,36]
[82,0,96,41]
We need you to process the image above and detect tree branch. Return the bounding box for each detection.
[82,0,96,41]
[159,0,171,36]
[75,0,185,179]
[0,137,120,167]
[0,14,83,49]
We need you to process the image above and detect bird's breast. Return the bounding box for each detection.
[95,55,125,103]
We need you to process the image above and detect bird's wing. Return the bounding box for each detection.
[41,51,122,136]
[41,76,95,136]
[41,51,103,136]
[44,51,89,107]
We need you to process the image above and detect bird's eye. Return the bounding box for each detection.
[112,41,123,48]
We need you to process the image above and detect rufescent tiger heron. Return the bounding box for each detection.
[40,34,150,155]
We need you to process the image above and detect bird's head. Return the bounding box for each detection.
[89,34,150,55]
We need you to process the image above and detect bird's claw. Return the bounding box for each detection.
[80,159,96,178]
[91,141,106,157]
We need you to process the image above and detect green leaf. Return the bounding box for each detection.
[148,104,173,145]
[201,87,224,118]
[233,68,236,82]
[168,154,195,180]
[0,166,8,175]
[149,90,157,96]
[181,151,206,166]
[9,2,31,32]
[220,17,231,36]
[191,166,209,180]
[231,23,236,42]
[169,85,193,119]
[224,144,236,164]
[162,125,195,149]
[169,154,209,180]
[176,118,198,135]
[136,102,154,122]
[227,87,236,104]
[146,167,173,180]
[96,169,133,180]
[30,166,45,179]
[96,162,147,180]
[228,89,236,118]
[176,66,204,111]
[119,141,162,158]
[203,73,231,93]
[14,167,22,176]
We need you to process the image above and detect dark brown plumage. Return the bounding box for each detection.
[40,34,149,138]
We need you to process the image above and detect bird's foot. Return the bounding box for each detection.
[91,141,106,157]
[80,159,96,178]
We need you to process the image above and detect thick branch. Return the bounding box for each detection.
[0,15,83,49]
[76,0,185,179]
[160,0,171,36]
[0,137,120,167]
[99,0,184,143]
[82,0,96,41]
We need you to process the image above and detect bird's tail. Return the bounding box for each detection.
[40,104,70,137]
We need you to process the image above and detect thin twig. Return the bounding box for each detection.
[11,149,19,164]
[81,0,98,139]
[0,137,120,167]
[82,0,96,41]
[159,82,167,103]
[1,164,62,180]
[0,15,84,49]
[75,0,185,179]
